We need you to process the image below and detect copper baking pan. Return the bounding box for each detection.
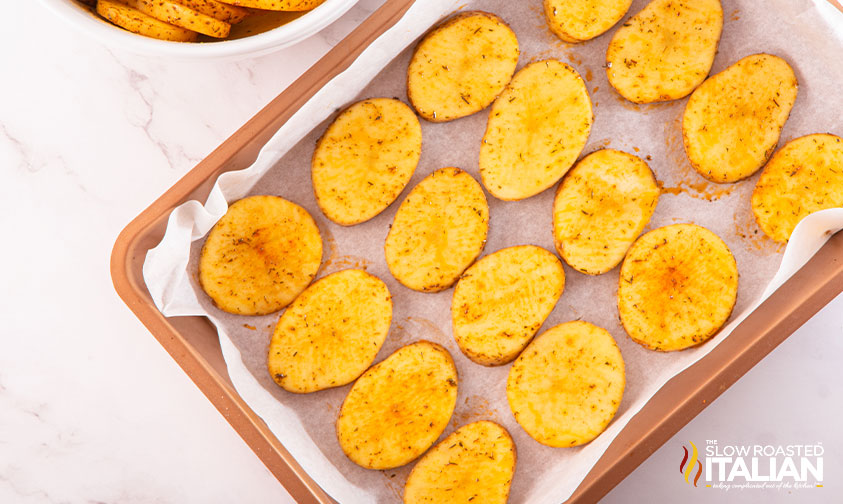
[110,0,843,502]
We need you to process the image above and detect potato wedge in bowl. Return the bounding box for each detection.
[89,0,335,47]
[96,0,199,41]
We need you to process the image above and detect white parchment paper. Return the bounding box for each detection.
[142,1,843,502]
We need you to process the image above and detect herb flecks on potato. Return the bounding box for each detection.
[385,167,489,292]
[337,341,458,470]
[752,134,843,242]
[407,11,520,122]
[507,321,625,447]
[312,98,421,226]
[683,54,798,183]
[198,195,322,316]
[267,269,392,393]
[553,149,659,275]
[618,224,738,351]
[452,245,564,366]
[403,421,516,504]
[606,0,723,103]
[480,59,593,201]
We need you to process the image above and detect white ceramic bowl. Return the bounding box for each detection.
[40,0,360,59]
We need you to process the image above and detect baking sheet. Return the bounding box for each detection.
[142,0,843,502]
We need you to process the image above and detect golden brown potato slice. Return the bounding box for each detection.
[267,269,392,393]
[606,0,723,103]
[752,134,843,242]
[198,195,322,315]
[553,149,659,275]
[451,245,565,366]
[121,0,231,38]
[216,0,324,10]
[683,54,799,183]
[480,60,593,201]
[403,421,516,504]
[506,321,624,447]
[618,224,738,351]
[337,341,458,470]
[312,98,422,226]
[385,167,489,292]
[407,12,520,122]
[96,0,198,41]
[177,0,249,24]
[544,0,633,43]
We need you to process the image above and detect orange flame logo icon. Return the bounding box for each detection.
[679,441,703,487]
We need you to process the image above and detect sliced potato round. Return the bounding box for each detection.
[553,149,659,275]
[451,246,565,366]
[267,269,392,393]
[683,54,799,183]
[606,0,723,103]
[480,60,593,201]
[96,0,198,42]
[752,134,843,242]
[198,195,322,316]
[177,0,250,24]
[403,421,516,504]
[407,12,520,122]
[506,321,624,447]
[385,167,489,292]
[312,98,422,226]
[121,0,231,38]
[217,0,324,10]
[618,224,738,351]
[337,341,458,470]
[544,0,633,43]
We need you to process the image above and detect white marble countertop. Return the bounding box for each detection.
[1,1,840,503]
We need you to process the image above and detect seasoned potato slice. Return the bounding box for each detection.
[217,0,324,11]
[752,134,843,242]
[337,341,458,470]
[312,98,422,226]
[404,421,516,504]
[480,60,593,201]
[198,195,322,315]
[385,168,489,292]
[683,54,799,183]
[177,0,249,24]
[618,224,738,351]
[451,246,565,366]
[96,0,198,42]
[121,0,231,38]
[506,321,624,447]
[407,12,520,122]
[606,0,723,103]
[544,0,633,43]
[267,269,392,393]
[553,149,659,275]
